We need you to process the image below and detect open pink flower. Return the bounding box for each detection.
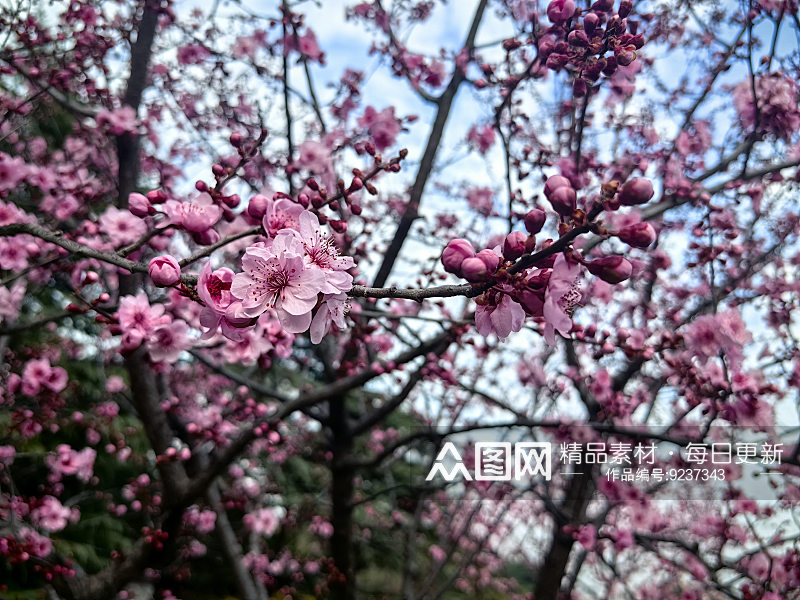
[358,106,402,151]
[310,293,349,343]
[148,320,191,363]
[197,261,253,341]
[263,198,304,237]
[47,445,96,482]
[32,496,76,532]
[543,254,582,345]
[163,193,222,233]
[118,292,169,337]
[99,205,147,245]
[292,211,354,294]
[475,291,525,339]
[22,358,68,395]
[283,29,324,63]
[231,236,326,332]
[96,106,138,135]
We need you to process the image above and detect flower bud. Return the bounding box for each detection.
[129,193,151,218]
[548,186,577,217]
[460,257,489,282]
[247,194,269,219]
[524,209,546,234]
[586,256,632,283]
[547,0,576,23]
[148,255,181,287]
[477,249,501,273]
[617,221,656,248]
[568,30,590,47]
[615,45,636,66]
[503,231,528,261]
[442,239,476,275]
[618,178,654,206]
[584,12,600,35]
[619,0,633,18]
[191,228,220,246]
[121,329,144,353]
[546,53,568,70]
[544,175,572,198]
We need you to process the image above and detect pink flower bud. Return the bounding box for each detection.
[442,239,476,275]
[544,175,572,198]
[618,178,654,206]
[247,194,269,219]
[568,30,590,47]
[460,257,489,282]
[584,12,600,35]
[547,0,576,23]
[586,256,632,284]
[191,229,220,246]
[524,209,547,234]
[548,186,577,217]
[121,329,144,353]
[148,255,181,287]
[546,53,568,70]
[477,249,501,273]
[503,231,528,261]
[619,0,633,18]
[615,45,637,67]
[129,193,151,218]
[618,222,656,248]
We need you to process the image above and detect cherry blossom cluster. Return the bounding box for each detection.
[442,175,656,342]
[538,0,644,96]
[733,72,800,140]
[190,194,355,344]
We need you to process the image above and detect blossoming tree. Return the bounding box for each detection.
[1,0,800,599]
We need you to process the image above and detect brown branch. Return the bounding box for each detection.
[371,0,488,288]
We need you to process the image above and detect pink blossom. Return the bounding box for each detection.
[293,211,354,293]
[47,445,96,482]
[244,507,282,536]
[99,205,147,246]
[358,106,402,151]
[310,293,349,343]
[148,320,191,363]
[734,73,800,139]
[231,236,326,332]
[466,187,494,216]
[31,496,77,532]
[0,153,29,191]
[118,292,170,337]
[148,255,181,287]
[466,124,496,154]
[0,280,26,323]
[177,44,211,65]
[184,507,217,534]
[685,308,750,367]
[21,358,68,395]
[543,254,582,345]
[424,60,447,87]
[295,140,335,184]
[429,545,447,562]
[16,527,53,558]
[263,198,304,237]
[475,292,525,339]
[96,106,138,136]
[309,515,334,538]
[163,193,222,233]
[283,29,325,64]
[574,524,596,550]
[197,261,253,341]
